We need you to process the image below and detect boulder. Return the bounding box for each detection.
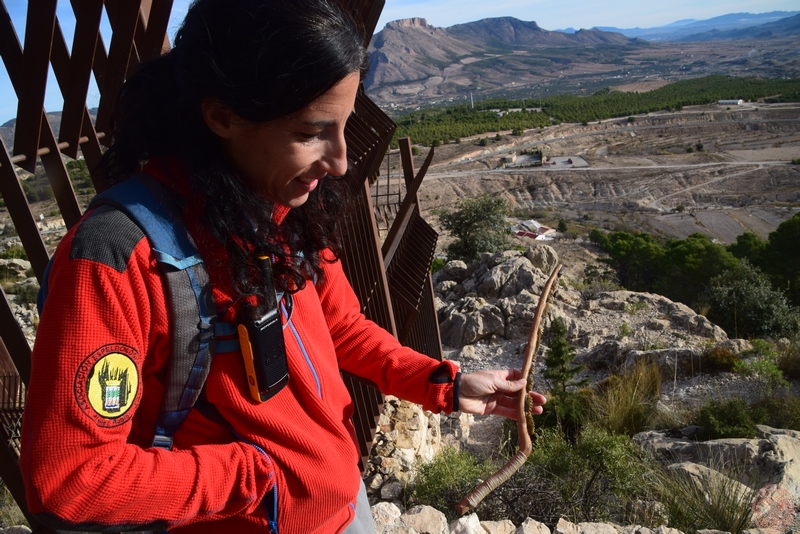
[578,524,622,534]
[433,260,469,284]
[400,505,448,534]
[439,297,505,347]
[574,340,625,371]
[477,257,537,299]
[372,502,403,533]
[448,513,483,533]
[0,258,31,279]
[554,518,580,534]
[623,348,703,378]
[524,245,559,274]
[634,426,800,508]
[515,518,551,534]
[481,519,517,534]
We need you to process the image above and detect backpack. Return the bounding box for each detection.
[38,174,238,449]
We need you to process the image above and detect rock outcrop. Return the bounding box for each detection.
[435,246,730,356]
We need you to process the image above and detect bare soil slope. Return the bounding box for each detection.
[392,102,800,245]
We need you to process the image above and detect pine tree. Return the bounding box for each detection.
[543,318,587,395]
[541,318,588,440]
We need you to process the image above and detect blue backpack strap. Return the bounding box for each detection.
[90,174,218,450]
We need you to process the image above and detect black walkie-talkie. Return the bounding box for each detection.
[238,255,290,403]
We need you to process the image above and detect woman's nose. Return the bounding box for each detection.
[320,133,348,177]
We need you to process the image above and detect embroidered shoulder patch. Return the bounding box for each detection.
[75,344,141,427]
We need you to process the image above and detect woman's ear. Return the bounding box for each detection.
[201,98,240,139]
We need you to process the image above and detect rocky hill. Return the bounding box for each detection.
[365,17,644,110]
[446,18,631,48]
[365,15,799,110]
[366,245,800,532]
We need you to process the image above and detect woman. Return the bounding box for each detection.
[20,1,545,533]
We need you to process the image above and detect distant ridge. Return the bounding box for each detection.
[594,10,800,41]
[447,17,630,47]
[680,13,800,41]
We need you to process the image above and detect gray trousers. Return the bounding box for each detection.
[342,480,378,534]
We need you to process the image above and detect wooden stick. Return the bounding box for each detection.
[455,263,563,515]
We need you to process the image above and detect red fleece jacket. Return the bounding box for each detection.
[21,161,459,533]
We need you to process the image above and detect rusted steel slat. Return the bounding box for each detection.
[0,292,32,387]
[89,20,109,95]
[352,378,375,463]
[28,16,84,226]
[95,0,142,143]
[12,0,57,173]
[363,0,385,37]
[352,92,395,169]
[398,137,416,187]
[0,373,24,409]
[341,180,396,333]
[0,423,32,527]
[37,117,83,229]
[383,203,414,267]
[0,145,49,282]
[139,0,173,60]
[0,345,17,376]
[0,1,23,83]
[383,147,433,264]
[58,0,104,159]
[81,111,107,192]
[419,277,443,360]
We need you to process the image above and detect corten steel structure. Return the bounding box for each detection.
[0,0,442,529]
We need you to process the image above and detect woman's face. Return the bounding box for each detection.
[221,72,360,208]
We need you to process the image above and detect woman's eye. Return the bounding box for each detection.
[298,131,321,141]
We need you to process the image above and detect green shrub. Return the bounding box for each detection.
[777,338,800,380]
[624,301,649,315]
[430,257,447,274]
[591,359,661,437]
[704,260,800,339]
[753,394,800,431]
[734,339,788,395]
[433,195,509,262]
[11,284,38,305]
[0,244,28,260]
[0,481,27,528]
[579,263,620,300]
[505,426,656,525]
[703,346,740,373]
[694,398,761,440]
[618,321,632,339]
[654,456,757,533]
[407,447,494,521]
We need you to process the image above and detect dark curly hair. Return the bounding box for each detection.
[98,0,369,314]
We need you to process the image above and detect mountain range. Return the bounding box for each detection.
[584,10,799,41]
[364,11,800,110]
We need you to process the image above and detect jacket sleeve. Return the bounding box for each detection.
[20,231,273,531]
[316,253,459,413]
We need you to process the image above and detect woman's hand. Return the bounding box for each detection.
[457,369,546,419]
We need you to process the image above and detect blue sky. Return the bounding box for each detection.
[1,0,797,124]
